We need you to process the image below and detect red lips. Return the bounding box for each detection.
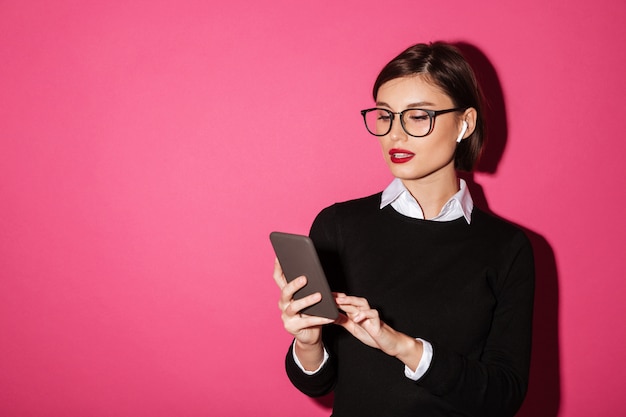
[389,148,415,164]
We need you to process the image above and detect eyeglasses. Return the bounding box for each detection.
[360,107,464,138]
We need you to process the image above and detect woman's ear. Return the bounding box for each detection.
[458,108,478,142]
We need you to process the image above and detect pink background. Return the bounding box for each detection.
[1,1,625,416]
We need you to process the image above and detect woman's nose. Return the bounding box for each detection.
[389,116,407,141]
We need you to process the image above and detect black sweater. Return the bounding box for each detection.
[285,193,535,417]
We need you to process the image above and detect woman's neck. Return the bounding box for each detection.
[401,173,460,220]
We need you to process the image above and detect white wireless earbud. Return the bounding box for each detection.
[456,121,469,143]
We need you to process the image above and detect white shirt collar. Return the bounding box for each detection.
[380,178,474,224]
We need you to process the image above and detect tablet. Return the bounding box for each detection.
[270,231,339,320]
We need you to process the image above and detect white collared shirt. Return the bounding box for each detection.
[381,177,473,224]
[294,178,474,381]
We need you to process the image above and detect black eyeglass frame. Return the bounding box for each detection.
[360,107,465,138]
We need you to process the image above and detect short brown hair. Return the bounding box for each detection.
[373,42,485,171]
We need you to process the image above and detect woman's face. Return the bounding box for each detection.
[375,75,467,184]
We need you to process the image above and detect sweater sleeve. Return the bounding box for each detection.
[285,337,337,397]
[283,206,341,397]
[416,230,535,417]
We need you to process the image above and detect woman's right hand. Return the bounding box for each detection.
[273,258,334,371]
[273,258,334,345]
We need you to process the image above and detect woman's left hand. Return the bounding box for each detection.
[335,294,423,369]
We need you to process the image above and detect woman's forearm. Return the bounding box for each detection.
[294,339,325,371]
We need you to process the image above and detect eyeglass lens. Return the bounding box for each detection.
[363,109,432,137]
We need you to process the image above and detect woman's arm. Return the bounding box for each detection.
[335,293,424,370]
[418,233,535,417]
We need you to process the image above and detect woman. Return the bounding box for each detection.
[273,42,534,417]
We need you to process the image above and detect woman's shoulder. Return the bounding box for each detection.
[310,192,382,233]
[471,207,532,249]
[335,192,383,209]
[317,192,382,218]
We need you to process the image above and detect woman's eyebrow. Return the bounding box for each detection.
[375,101,436,108]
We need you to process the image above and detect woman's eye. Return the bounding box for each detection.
[406,111,430,123]
[376,111,392,121]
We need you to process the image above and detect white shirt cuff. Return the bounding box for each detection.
[292,340,329,375]
[404,338,433,381]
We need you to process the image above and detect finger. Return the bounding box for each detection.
[283,295,335,335]
[280,275,308,303]
[335,295,370,309]
[333,312,350,328]
[353,308,379,323]
[298,314,335,326]
[284,314,334,335]
[336,302,360,315]
[285,291,322,317]
[277,274,308,311]
[272,257,287,289]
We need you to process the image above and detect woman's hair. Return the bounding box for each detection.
[373,42,485,171]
